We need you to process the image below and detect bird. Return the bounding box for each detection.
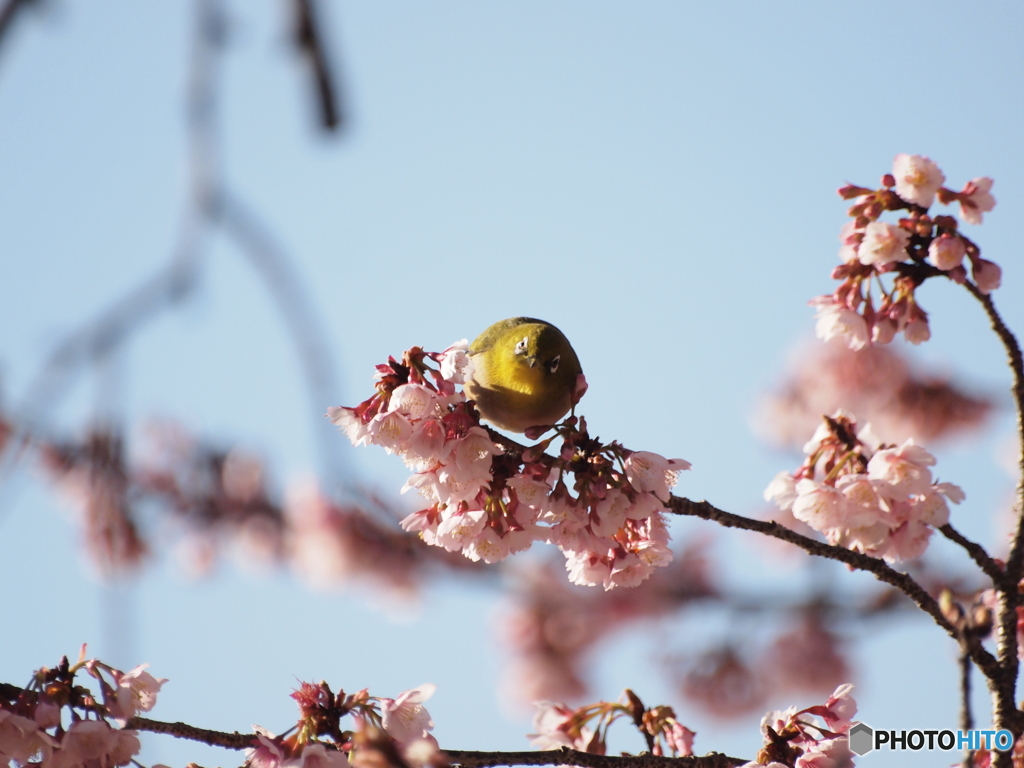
[463,317,583,433]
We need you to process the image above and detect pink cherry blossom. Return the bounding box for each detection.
[972,259,1002,294]
[763,472,798,511]
[51,720,140,768]
[380,684,436,746]
[959,177,996,224]
[892,153,945,207]
[867,439,935,498]
[883,519,933,562]
[857,221,911,266]
[821,683,857,732]
[623,452,691,499]
[565,549,612,588]
[529,702,593,750]
[434,509,488,553]
[438,340,472,384]
[112,664,167,719]
[902,316,931,345]
[792,480,847,532]
[327,406,371,447]
[298,743,351,768]
[927,234,966,271]
[811,298,869,351]
[0,711,52,765]
[388,384,440,421]
[837,221,861,262]
[663,721,695,757]
[871,318,896,344]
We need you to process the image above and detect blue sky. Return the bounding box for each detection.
[2,2,1023,766]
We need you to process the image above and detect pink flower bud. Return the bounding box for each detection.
[927,234,966,271]
[972,259,1002,293]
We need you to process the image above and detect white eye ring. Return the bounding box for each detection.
[547,355,560,373]
[514,337,529,355]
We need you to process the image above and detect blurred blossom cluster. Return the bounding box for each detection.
[529,689,695,758]
[813,154,998,350]
[13,414,468,595]
[0,646,163,768]
[741,684,857,768]
[497,552,716,706]
[765,411,963,563]
[755,340,993,450]
[331,343,690,589]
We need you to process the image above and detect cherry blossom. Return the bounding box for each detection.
[379,684,436,746]
[959,177,996,224]
[892,153,945,207]
[333,344,689,588]
[927,233,966,271]
[857,221,910,265]
[765,412,963,563]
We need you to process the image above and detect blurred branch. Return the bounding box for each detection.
[0,0,38,54]
[291,0,343,131]
[216,191,348,484]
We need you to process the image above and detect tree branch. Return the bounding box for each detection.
[940,523,1006,586]
[121,717,748,767]
[125,715,256,749]
[965,282,1024,741]
[443,749,746,768]
[291,0,343,131]
[666,496,1001,680]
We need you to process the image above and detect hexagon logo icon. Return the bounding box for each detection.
[849,722,874,756]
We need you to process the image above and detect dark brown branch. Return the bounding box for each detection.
[667,495,1001,680]
[959,650,974,732]
[940,523,1006,586]
[443,749,745,768]
[964,282,1024,743]
[292,0,343,131]
[122,716,748,767]
[125,715,256,750]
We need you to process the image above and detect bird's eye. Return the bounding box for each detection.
[514,337,529,355]
[547,355,560,373]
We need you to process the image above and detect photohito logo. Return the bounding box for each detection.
[847,722,1013,756]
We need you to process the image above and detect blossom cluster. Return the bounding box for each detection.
[741,684,857,768]
[0,646,164,768]
[813,154,999,350]
[755,339,992,451]
[330,344,690,590]
[31,417,473,600]
[247,681,440,768]
[529,689,695,758]
[764,411,963,563]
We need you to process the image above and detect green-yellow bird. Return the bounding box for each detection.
[464,317,583,433]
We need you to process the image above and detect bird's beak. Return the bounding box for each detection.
[525,355,538,368]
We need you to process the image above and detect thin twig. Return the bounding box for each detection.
[292,0,343,131]
[940,523,1006,586]
[443,749,746,768]
[125,716,256,750]
[216,191,349,485]
[666,495,1001,681]
[965,282,1024,741]
[960,649,974,768]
